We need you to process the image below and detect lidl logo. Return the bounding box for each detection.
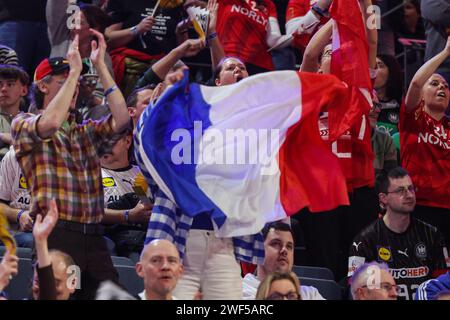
[102,177,116,188]
[378,246,392,262]
[19,174,28,189]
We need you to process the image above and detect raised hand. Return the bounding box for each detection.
[445,35,450,55]
[33,199,59,244]
[176,38,206,58]
[89,28,108,66]
[207,0,218,33]
[164,65,189,87]
[67,34,83,75]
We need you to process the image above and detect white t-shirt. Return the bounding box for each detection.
[101,165,140,205]
[0,147,30,210]
[138,290,179,300]
[242,273,325,300]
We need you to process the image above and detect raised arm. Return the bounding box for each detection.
[285,0,332,36]
[33,199,59,300]
[37,35,82,139]
[153,39,206,80]
[300,19,332,72]
[105,16,155,50]
[266,17,293,49]
[360,0,377,69]
[207,0,225,71]
[90,29,130,133]
[405,36,450,112]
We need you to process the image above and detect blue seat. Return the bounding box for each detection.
[115,265,143,296]
[4,258,34,300]
[299,276,343,300]
[111,256,135,266]
[0,246,32,259]
[292,265,335,280]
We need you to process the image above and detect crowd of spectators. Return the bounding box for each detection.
[0,0,449,300]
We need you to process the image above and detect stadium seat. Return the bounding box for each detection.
[115,265,143,296]
[292,265,335,280]
[111,256,135,266]
[4,258,33,300]
[128,252,140,264]
[0,246,32,259]
[299,276,344,300]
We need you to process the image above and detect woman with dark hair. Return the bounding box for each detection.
[213,56,249,86]
[374,54,404,137]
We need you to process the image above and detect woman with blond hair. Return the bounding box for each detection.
[255,271,302,300]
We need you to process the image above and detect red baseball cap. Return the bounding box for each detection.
[34,57,70,82]
[33,57,89,82]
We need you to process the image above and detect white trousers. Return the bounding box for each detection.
[173,229,242,300]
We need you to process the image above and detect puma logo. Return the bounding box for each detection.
[122,178,133,186]
[352,242,362,251]
[398,248,409,258]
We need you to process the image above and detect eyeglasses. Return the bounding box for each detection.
[362,282,398,293]
[80,77,98,87]
[265,291,301,300]
[385,185,417,196]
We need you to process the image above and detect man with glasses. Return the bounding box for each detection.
[350,262,398,300]
[348,167,449,300]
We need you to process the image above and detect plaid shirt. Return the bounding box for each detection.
[11,112,116,223]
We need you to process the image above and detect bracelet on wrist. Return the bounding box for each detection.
[206,32,218,48]
[17,210,25,223]
[104,85,118,97]
[124,210,130,224]
[130,26,139,37]
[311,4,328,18]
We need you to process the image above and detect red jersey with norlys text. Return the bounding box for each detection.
[217,0,277,71]
[286,0,329,51]
[399,102,450,209]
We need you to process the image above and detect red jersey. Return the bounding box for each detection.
[319,113,374,191]
[285,0,329,51]
[217,0,277,70]
[400,102,450,209]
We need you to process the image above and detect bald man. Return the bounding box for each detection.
[351,262,398,300]
[135,239,183,300]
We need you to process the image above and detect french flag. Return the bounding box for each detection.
[135,70,349,237]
